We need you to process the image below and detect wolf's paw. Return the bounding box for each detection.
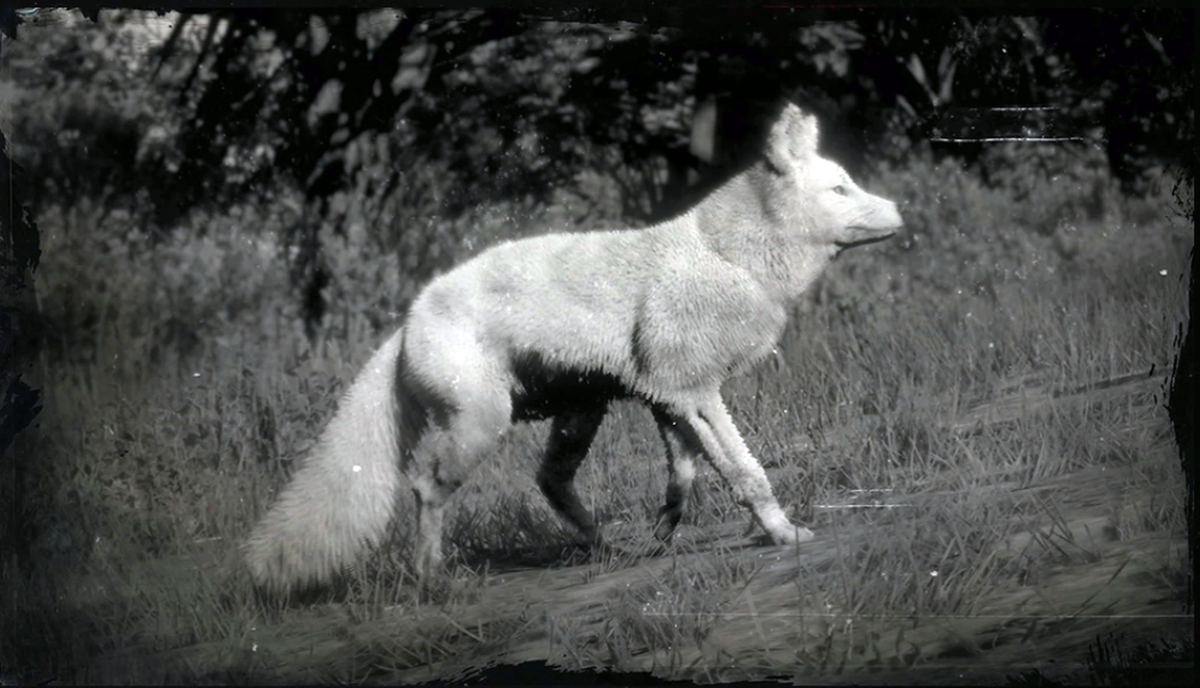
[791,526,816,543]
[752,504,813,545]
[767,524,814,546]
[654,506,683,542]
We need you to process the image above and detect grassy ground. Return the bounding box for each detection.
[2,153,1192,685]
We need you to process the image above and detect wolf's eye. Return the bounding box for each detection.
[833,185,849,196]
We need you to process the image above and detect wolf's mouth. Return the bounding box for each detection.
[835,230,896,250]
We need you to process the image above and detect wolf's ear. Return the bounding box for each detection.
[766,102,819,167]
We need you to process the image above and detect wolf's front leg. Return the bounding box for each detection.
[667,392,814,545]
[651,404,698,541]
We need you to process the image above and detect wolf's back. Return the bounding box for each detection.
[243,327,407,593]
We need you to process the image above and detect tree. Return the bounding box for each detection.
[6,8,1192,330]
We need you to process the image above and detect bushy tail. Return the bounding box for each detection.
[243,327,407,594]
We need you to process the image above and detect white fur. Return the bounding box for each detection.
[243,330,405,593]
[244,103,903,593]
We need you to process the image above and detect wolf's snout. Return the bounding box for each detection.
[837,199,902,249]
[878,200,904,232]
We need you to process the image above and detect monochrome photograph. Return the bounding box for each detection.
[1,6,1192,685]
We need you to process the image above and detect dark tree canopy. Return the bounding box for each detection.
[6,7,1192,332]
[145,8,1191,224]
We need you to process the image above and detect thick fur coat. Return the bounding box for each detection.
[244,103,904,593]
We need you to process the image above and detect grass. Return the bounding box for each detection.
[3,153,1192,684]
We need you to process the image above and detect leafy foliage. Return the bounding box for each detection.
[5,9,1192,332]
[15,10,1192,220]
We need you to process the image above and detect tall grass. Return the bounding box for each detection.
[4,150,1190,682]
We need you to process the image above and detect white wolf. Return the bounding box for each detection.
[244,102,903,593]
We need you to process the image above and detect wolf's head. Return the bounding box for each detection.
[762,103,903,250]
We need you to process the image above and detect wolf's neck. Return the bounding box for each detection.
[689,171,835,303]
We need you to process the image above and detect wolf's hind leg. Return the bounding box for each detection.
[651,404,697,541]
[536,407,607,545]
[407,381,513,580]
[410,479,450,581]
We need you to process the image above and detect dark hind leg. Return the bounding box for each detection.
[536,407,607,544]
[651,404,698,541]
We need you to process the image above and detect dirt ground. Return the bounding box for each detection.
[72,374,1192,685]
